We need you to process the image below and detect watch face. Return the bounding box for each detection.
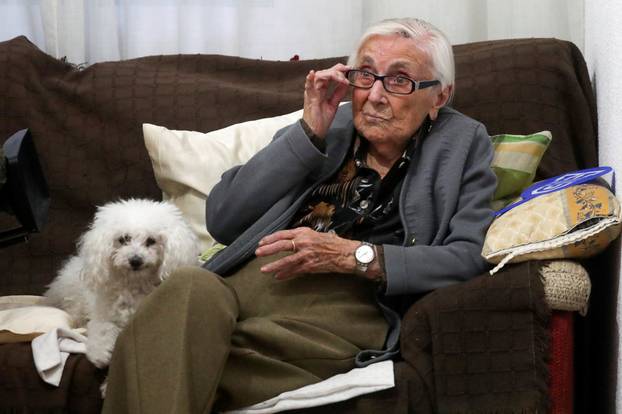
[355,244,374,264]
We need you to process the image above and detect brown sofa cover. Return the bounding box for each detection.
[0,36,598,412]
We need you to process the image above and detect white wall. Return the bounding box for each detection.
[584,0,622,411]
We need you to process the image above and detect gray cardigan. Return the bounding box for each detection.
[204,104,496,296]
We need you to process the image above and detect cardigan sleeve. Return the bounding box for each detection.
[205,120,328,245]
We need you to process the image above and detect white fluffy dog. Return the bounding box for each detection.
[45,199,200,371]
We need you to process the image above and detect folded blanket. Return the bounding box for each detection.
[225,361,394,414]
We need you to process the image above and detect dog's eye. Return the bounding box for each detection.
[118,235,131,245]
[145,237,156,247]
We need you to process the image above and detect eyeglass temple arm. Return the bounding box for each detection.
[418,80,441,89]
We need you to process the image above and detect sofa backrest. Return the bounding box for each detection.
[0,36,597,295]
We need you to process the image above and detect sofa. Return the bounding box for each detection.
[0,35,613,413]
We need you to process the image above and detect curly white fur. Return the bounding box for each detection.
[45,199,200,375]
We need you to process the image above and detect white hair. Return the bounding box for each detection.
[347,18,455,102]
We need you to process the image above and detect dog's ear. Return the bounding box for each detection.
[158,219,200,281]
[76,220,113,289]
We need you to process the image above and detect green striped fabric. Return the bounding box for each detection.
[491,131,552,210]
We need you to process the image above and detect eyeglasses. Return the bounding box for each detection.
[346,69,440,95]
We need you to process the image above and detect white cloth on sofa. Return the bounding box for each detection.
[0,296,88,387]
[223,360,394,414]
[31,327,87,386]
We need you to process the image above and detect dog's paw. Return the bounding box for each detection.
[86,343,113,368]
[86,320,120,369]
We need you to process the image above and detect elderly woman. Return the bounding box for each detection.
[103,17,496,414]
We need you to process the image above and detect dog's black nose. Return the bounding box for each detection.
[129,256,143,270]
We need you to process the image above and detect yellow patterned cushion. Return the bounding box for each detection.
[483,182,622,274]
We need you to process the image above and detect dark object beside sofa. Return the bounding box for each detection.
[0,36,605,412]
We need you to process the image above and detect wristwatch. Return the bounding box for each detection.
[354,242,375,273]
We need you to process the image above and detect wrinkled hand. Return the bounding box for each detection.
[255,227,358,280]
[303,63,351,139]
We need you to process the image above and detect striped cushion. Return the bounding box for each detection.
[491,131,552,210]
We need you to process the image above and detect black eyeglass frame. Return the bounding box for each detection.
[346,69,440,95]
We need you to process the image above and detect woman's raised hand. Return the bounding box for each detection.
[302,63,351,139]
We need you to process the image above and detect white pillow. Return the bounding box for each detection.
[143,109,303,251]
[0,296,75,343]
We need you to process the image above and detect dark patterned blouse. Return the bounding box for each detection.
[289,133,416,247]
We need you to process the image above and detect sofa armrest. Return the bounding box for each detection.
[0,342,105,412]
[400,261,550,412]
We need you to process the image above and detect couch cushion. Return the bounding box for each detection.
[143,110,302,250]
[491,131,551,210]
